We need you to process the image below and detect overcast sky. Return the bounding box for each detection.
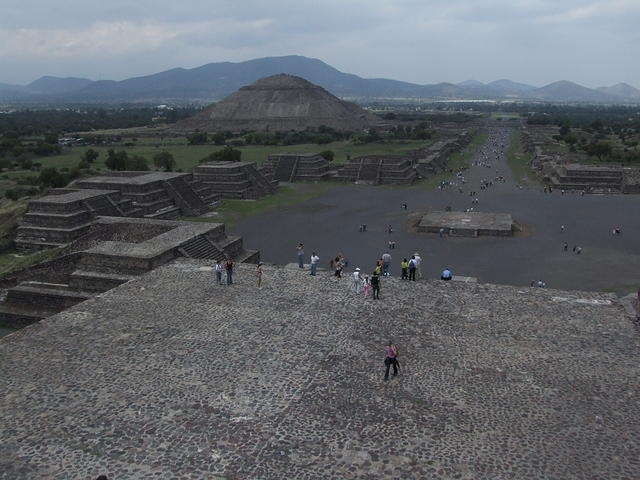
[1,0,638,88]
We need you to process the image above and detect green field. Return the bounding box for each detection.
[6,138,433,179]
[506,132,534,183]
[181,183,338,227]
[490,112,522,120]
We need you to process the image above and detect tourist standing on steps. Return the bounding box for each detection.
[401,258,409,280]
[215,260,223,285]
[353,268,363,294]
[363,276,371,298]
[381,251,392,276]
[414,252,422,279]
[383,341,399,381]
[225,258,234,285]
[310,252,319,276]
[408,256,417,281]
[256,262,263,289]
[334,256,343,278]
[371,271,381,299]
[296,243,304,269]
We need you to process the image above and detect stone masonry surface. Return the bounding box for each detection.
[1,260,639,479]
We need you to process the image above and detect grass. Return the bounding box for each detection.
[506,132,534,184]
[490,112,521,120]
[0,199,29,250]
[15,138,433,180]
[181,183,337,227]
[0,247,66,277]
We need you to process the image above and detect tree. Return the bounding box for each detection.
[82,148,99,164]
[39,167,68,188]
[559,123,571,136]
[318,150,334,162]
[585,141,612,161]
[153,151,176,171]
[187,130,208,145]
[105,149,128,170]
[125,155,149,171]
[211,132,227,146]
[201,146,242,163]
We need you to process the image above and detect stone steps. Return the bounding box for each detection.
[6,281,93,310]
[0,302,59,328]
[179,236,226,261]
[69,270,137,292]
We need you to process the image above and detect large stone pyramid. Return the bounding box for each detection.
[175,74,379,132]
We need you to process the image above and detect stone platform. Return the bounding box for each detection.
[418,210,516,236]
[1,260,638,479]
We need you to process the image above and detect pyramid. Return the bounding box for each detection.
[175,74,379,132]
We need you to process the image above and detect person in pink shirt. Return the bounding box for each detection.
[383,341,399,381]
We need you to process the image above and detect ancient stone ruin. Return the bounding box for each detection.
[418,211,517,237]
[262,153,334,182]
[192,161,278,199]
[333,155,417,185]
[175,74,380,132]
[1,217,257,328]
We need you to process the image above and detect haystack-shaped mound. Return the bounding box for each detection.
[175,74,379,132]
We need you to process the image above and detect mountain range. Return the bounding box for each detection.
[1,55,639,104]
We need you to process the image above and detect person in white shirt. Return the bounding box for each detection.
[353,268,363,294]
[310,252,319,276]
[413,252,422,279]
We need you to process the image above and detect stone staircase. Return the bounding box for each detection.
[2,218,260,329]
[178,235,226,261]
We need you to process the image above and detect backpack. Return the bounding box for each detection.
[409,259,416,268]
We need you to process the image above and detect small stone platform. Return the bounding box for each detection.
[418,211,516,236]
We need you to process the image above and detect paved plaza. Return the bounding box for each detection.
[1,260,639,479]
[231,128,640,293]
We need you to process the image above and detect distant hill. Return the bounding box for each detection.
[530,80,612,102]
[25,76,94,95]
[1,55,639,104]
[596,83,640,100]
[458,80,485,88]
[488,79,536,94]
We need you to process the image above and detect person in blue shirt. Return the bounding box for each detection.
[441,268,452,281]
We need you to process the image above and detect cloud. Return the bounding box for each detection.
[0,0,638,86]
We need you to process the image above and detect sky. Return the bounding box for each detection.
[1,0,639,88]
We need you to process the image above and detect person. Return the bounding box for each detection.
[363,276,371,298]
[362,224,367,232]
[439,227,444,238]
[296,243,304,268]
[310,252,319,276]
[334,256,343,278]
[370,271,380,300]
[225,258,234,285]
[383,341,399,381]
[413,252,422,278]
[215,259,223,285]
[576,246,582,255]
[353,268,362,294]
[256,262,263,288]
[560,225,565,233]
[408,256,417,281]
[400,258,409,280]
[388,240,393,250]
[563,242,568,252]
[391,240,396,250]
[441,268,452,281]
[381,252,392,276]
